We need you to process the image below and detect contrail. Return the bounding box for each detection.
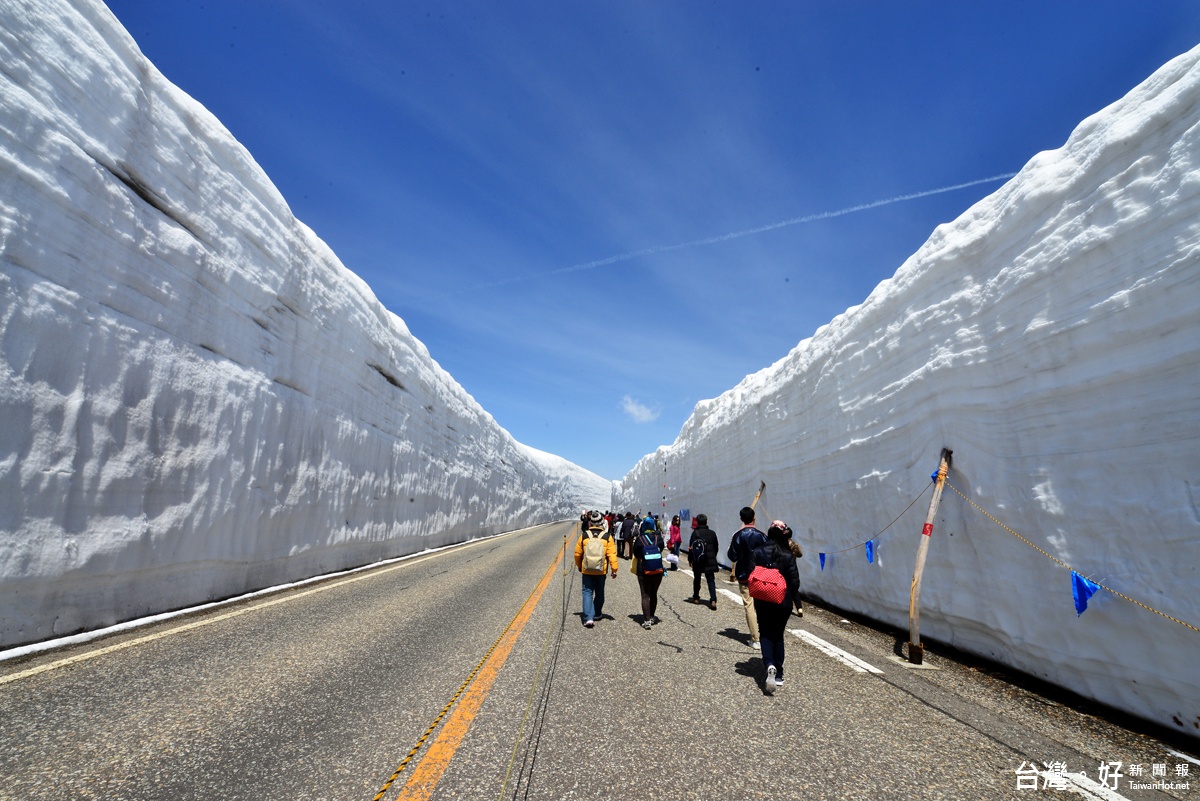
[447,172,1017,295]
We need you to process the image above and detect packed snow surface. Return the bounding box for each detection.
[0,0,609,648]
[616,46,1200,736]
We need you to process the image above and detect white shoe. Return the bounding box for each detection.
[751,641,761,650]
[765,665,777,695]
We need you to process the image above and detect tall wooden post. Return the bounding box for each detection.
[750,481,766,511]
[908,449,951,665]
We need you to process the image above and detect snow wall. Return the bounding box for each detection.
[615,47,1200,736]
[0,0,611,649]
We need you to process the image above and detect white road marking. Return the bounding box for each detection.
[718,588,744,604]
[1037,770,1131,800]
[681,568,743,604]
[789,629,883,674]
[680,575,886,676]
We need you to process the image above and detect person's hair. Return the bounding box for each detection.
[671,515,680,525]
[767,521,792,541]
[696,513,708,526]
[739,506,756,524]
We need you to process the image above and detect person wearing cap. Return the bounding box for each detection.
[729,506,768,649]
[573,510,618,628]
[751,520,801,694]
[686,513,720,609]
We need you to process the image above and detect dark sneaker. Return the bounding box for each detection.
[686,597,701,604]
[708,600,717,610]
[584,619,594,628]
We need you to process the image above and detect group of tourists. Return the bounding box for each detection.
[574,509,677,630]
[573,506,802,695]
[587,510,683,563]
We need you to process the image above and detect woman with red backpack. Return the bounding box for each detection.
[748,520,801,694]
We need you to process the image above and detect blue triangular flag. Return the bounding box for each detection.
[819,553,826,571]
[1071,571,1100,616]
[865,540,875,564]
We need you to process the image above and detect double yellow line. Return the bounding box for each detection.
[3,524,570,801]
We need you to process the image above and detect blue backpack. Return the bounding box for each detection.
[639,534,664,575]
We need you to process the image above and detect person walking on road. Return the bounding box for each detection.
[686,513,720,609]
[730,506,768,649]
[751,520,801,694]
[787,535,804,617]
[574,510,618,628]
[632,515,667,629]
[667,515,683,570]
[618,512,637,559]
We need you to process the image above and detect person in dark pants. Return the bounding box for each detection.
[787,535,804,617]
[632,517,666,628]
[618,512,637,559]
[751,520,801,694]
[686,514,720,609]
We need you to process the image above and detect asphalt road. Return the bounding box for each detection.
[1,521,1195,800]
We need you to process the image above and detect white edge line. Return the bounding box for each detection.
[1046,770,1131,801]
[790,628,883,674]
[718,588,745,604]
[0,522,550,675]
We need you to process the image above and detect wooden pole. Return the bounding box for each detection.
[750,481,766,509]
[908,449,951,665]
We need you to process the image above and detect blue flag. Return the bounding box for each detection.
[819,553,826,571]
[1072,571,1100,616]
[865,540,875,564]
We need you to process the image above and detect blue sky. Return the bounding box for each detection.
[105,1,1200,480]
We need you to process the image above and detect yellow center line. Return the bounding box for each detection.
[391,543,566,801]
[0,531,525,686]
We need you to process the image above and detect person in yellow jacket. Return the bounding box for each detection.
[574,510,619,628]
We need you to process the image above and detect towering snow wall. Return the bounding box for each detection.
[0,0,610,648]
[616,47,1200,736]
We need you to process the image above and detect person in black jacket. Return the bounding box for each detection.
[751,520,801,695]
[686,514,720,609]
[617,513,637,559]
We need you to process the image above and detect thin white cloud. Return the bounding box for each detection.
[621,395,659,423]
[440,172,1017,297]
